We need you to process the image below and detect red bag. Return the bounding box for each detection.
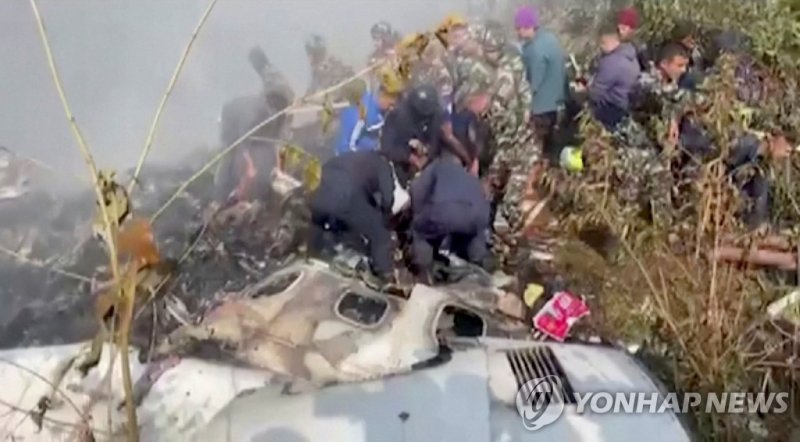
[533,291,590,341]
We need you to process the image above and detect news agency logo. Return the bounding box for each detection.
[514,375,566,431]
[514,379,791,432]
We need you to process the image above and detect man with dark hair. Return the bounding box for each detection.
[670,20,706,90]
[589,22,641,130]
[609,43,698,228]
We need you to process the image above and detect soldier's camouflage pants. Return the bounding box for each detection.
[487,115,541,230]
[613,148,673,227]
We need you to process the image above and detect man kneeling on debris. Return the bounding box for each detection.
[308,150,396,284]
[409,150,491,283]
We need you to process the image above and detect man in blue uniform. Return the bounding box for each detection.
[308,151,396,283]
[409,151,491,282]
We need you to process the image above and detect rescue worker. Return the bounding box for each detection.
[409,150,491,283]
[516,5,567,161]
[475,26,540,232]
[479,25,533,168]
[380,84,472,186]
[335,78,383,155]
[614,43,695,227]
[727,130,792,229]
[368,21,400,66]
[215,89,290,204]
[451,80,493,172]
[670,20,706,90]
[616,7,650,71]
[305,34,356,96]
[589,23,641,130]
[446,17,489,113]
[410,37,454,110]
[308,150,396,283]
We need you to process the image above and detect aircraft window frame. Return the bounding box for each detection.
[253,270,303,298]
[334,290,390,329]
[432,303,487,340]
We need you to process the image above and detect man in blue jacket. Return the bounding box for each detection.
[335,79,384,156]
[515,5,567,160]
[409,151,491,282]
[589,23,641,130]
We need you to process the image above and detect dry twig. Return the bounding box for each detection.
[28,0,133,438]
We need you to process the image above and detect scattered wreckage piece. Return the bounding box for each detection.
[0,342,278,441]
[198,338,694,441]
[713,242,798,270]
[153,259,531,386]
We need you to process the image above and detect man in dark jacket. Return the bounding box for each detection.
[409,151,491,281]
[381,84,472,186]
[589,23,641,130]
[309,151,396,281]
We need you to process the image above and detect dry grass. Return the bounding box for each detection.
[541,3,800,437]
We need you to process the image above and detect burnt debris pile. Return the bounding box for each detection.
[0,148,304,349]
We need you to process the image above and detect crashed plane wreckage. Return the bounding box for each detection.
[0,260,692,441]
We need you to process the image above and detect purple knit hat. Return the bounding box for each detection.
[514,5,539,29]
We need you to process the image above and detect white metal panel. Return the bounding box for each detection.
[0,343,274,441]
[200,348,493,442]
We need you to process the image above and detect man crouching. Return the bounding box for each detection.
[409,150,491,284]
[308,150,397,286]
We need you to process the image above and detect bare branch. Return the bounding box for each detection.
[128,0,219,194]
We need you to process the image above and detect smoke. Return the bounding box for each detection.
[0,0,491,187]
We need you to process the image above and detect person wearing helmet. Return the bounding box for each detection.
[368,21,400,65]
[305,34,356,96]
[380,84,472,186]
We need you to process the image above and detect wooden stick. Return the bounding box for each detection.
[713,246,797,270]
[128,0,219,195]
[28,0,119,283]
[150,61,382,222]
[28,1,130,438]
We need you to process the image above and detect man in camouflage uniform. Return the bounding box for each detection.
[305,34,356,97]
[367,21,400,66]
[614,42,704,227]
[410,38,454,108]
[477,25,538,232]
